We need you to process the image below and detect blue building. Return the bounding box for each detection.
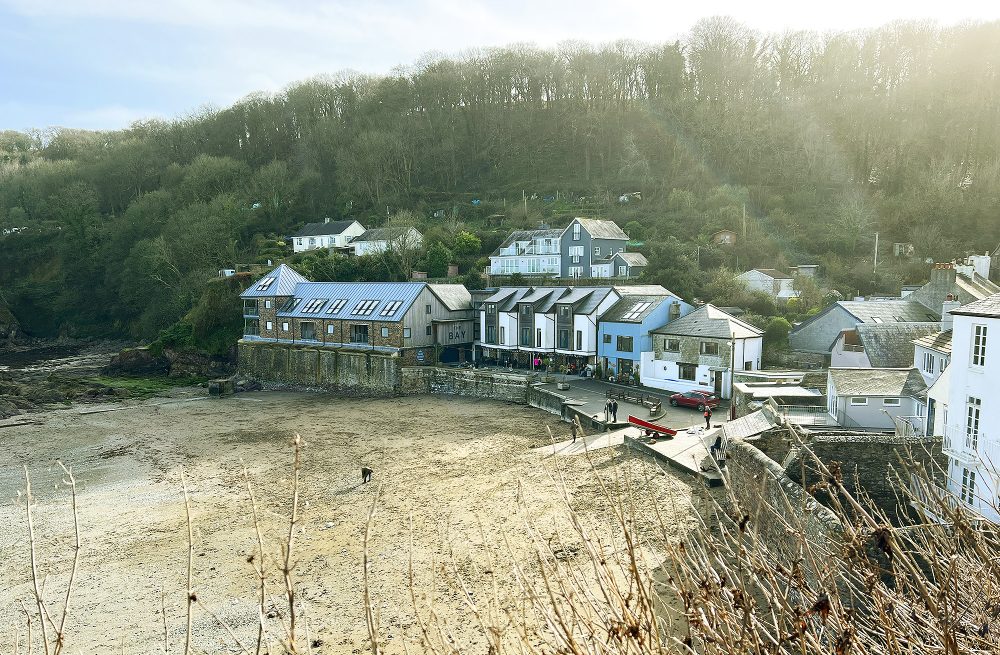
[597,290,693,379]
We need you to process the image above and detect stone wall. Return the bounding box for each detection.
[725,440,843,562]
[238,342,400,396]
[526,386,570,418]
[400,367,531,403]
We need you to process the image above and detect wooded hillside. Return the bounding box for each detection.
[1,18,998,340]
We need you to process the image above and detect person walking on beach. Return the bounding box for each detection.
[703,406,713,429]
[361,467,373,484]
[611,399,619,423]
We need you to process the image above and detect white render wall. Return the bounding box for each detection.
[639,336,761,399]
[943,313,1000,522]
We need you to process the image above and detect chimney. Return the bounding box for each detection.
[447,264,459,278]
[968,253,991,279]
[929,262,957,288]
[941,293,960,331]
[324,216,331,224]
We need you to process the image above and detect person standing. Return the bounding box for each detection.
[604,399,611,422]
[704,406,713,429]
[571,422,579,443]
[611,399,619,423]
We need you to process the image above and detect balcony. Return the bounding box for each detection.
[941,426,998,464]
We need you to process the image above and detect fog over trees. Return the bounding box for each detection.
[1,18,998,340]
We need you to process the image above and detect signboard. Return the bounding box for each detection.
[416,350,425,362]
[435,320,474,346]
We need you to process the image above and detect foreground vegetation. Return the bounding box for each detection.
[1,18,998,345]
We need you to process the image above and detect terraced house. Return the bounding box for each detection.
[240,264,473,364]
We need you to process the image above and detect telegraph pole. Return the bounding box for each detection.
[873,232,879,274]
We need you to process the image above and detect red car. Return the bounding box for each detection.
[669,391,720,411]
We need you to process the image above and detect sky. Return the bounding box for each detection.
[1,0,999,132]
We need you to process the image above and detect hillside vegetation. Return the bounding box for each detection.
[1,18,999,340]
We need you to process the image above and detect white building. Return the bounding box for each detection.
[826,368,927,433]
[351,226,424,256]
[291,219,365,253]
[939,294,1000,522]
[735,268,800,302]
[488,229,562,276]
[640,304,763,399]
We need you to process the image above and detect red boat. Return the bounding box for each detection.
[627,415,677,438]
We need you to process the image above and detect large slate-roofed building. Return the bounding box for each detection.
[789,300,940,355]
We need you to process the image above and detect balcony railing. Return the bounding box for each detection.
[941,426,998,465]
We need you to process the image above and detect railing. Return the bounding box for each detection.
[942,426,992,464]
[767,399,831,425]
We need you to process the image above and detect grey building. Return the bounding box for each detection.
[830,322,943,368]
[826,368,928,433]
[559,218,630,278]
[789,300,939,355]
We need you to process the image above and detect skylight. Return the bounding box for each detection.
[279,297,301,312]
[326,298,348,314]
[380,300,403,316]
[301,298,328,314]
[622,301,653,321]
[351,299,379,316]
[256,277,276,291]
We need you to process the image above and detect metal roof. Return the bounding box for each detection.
[568,218,629,240]
[828,367,927,398]
[912,330,953,355]
[428,284,472,311]
[950,292,1000,318]
[615,284,672,296]
[556,287,617,315]
[276,281,425,321]
[241,264,310,298]
[652,304,763,339]
[839,300,940,323]
[854,322,942,368]
[600,294,677,323]
[722,410,776,442]
[292,220,359,238]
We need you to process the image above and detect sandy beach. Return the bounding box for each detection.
[0,389,698,653]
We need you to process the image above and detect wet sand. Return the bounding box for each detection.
[0,388,697,653]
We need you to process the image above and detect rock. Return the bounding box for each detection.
[0,398,18,419]
[104,347,170,376]
[0,299,20,346]
[164,348,236,378]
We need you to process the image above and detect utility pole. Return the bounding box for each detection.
[873,231,879,274]
[742,204,747,238]
[523,189,527,218]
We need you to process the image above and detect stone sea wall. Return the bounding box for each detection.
[238,342,400,396]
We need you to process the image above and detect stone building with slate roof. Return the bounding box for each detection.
[830,322,942,369]
[240,265,473,364]
[826,367,927,433]
[913,330,952,387]
[291,218,365,253]
[640,304,764,399]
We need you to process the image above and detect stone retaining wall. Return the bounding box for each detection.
[400,367,531,403]
[526,386,570,418]
[238,342,400,396]
[725,440,843,562]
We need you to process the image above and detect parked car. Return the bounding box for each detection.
[669,391,720,411]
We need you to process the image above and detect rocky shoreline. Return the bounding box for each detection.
[0,341,237,419]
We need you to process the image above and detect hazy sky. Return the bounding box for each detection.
[1,0,998,131]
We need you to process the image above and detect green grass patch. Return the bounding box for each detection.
[84,375,208,397]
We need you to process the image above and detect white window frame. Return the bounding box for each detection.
[960,467,976,504]
[972,324,987,367]
[381,326,389,338]
[266,321,273,331]
[265,300,272,309]
[573,223,581,241]
[594,246,601,257]
[403,328,411,338]
[326,324,334,334]
[850,397,868,405]
[281,322,289,332]
[882,398,901,406]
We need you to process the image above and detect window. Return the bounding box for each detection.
[426,325,433,336]
[381,326,389,338]
[326,298,348,314]
[960,468,976,505]
[536,328,542,347]
[594,246,601,257]
[487,304,496,315]
[486,326,496,343]
[327,324,335,334]
[664,338,680,353]
[882,398,901,406]
[700,341,720,356]
[966,396,981,451]
[622,301,652,321]
[850,397,868,405]
[403,328,411,338]
[281,322,289,332]
[678,363,696,381]
[603,334,611,344]
[244,319,259,336]
[521,305,532,318]
[569,266,583,278]
[972,325,987,366]
[559,306,570,318]
[301,298,328,314]
[617,336,634,352]
[380,300,403,316]
[300,322,316,340]
[576,330,583,350]
[618,265,628,277]
[256,277,276,291]
[266,321,273,331]
[279,297,301,312]
[558,329,569,349]
[265,300,272,309]
[351,299,379,316]
[922,352,935,373]
[573,223,581,241]
[521,327,531,346]
[243,299,259,316]
[426,304,432,314]
[350,325,369,343]
[499,326,505,343]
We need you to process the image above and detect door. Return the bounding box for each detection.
[713,371,724,396]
